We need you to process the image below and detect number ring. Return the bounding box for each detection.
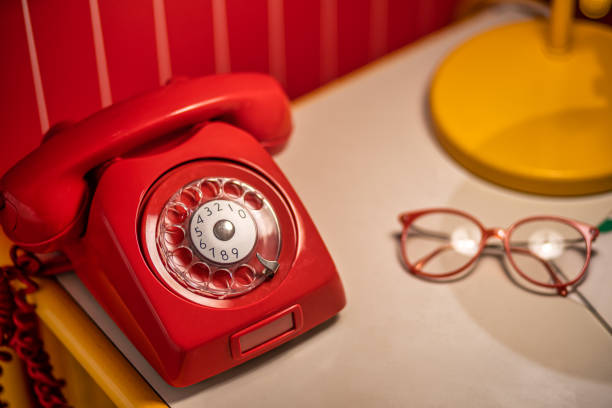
[189,199,257,265]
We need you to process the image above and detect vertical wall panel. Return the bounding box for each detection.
[369,0,389,61]
[225,0,269,73]
[164,0,216,78]
[268,0,288,87]
[337,0,371,77]
[28,0,101,125]
[98,0,159,103]
[435,0,462,31]
[387,0,420,52]
[284,1,321,99]
[320,0,338,83]
[416,0,435,36]
[416,0,452,37]
[0,0,41,176]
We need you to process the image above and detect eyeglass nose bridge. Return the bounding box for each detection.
[483,228,507,241]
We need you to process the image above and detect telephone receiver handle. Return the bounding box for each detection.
[0,73,292,250]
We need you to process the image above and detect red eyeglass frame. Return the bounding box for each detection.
[398,208,600,296]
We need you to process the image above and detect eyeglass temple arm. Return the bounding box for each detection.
[506,237,585,247]
[404,220,592,246]
[412,244,453,271]
[411,244,567,296]
[404,225,454,241]
[408,225,586,255]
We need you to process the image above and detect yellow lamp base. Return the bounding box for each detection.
[430,19,612,196]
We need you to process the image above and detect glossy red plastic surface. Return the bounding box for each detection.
[0,73,291,251]
[0,74,345,386]
[230,304,303,358]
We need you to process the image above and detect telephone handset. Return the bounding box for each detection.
[0,74,345,386]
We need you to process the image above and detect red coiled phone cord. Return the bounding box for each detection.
[0,246,72,408]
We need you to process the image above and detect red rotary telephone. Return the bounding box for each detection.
[0,74,345,386]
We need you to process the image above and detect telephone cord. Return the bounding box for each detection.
[0,246,72,408]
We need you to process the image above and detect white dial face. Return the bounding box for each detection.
[189,199,257,264]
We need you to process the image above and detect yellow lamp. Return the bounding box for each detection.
[430,0,612,196]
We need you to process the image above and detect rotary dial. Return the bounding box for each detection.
[157,177,281,299]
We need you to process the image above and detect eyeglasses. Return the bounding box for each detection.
[398,209,600,296]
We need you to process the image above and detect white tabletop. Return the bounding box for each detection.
[58,6,612,407]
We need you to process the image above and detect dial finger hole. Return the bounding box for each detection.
[180,186,203,208]
[244,191,264,211]
[164,225,185,245]
[223,181,243,198]
[200,180,220,199]
[188,263,210,283]
[166,202,189,224]
[211,269,232,290]
[234,265,256,286]
[170,247,192,268]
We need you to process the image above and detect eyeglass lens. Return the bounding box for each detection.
[507,220,587,286]
[403,212,482,276]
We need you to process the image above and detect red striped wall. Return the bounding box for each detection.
[165,0,216,78]
[28,0,102,126]
[0,0,461,176]
[97,0,161,103]
[226,0,270,73]
[284,1,321,98]
[0,1,41,176]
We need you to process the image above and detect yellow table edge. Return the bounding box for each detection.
[0,231,166,408]
[29,277,167,408]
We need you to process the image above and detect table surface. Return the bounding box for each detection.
[58,7,612,407]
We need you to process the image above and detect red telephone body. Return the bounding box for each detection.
[0,74,345,386]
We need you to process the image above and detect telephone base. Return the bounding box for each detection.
[430,19,612,196]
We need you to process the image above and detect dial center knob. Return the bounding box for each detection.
[213,219,235,241]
